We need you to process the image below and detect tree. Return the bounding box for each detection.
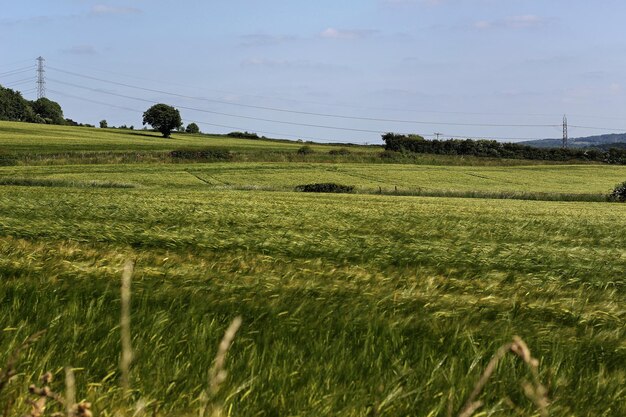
[99,120,108,128]
[185,122,200,134]
[142,104,181,138]
[0,86,36,122]
[31,98,64,125]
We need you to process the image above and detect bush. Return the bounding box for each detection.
[227,131,259,139]
[328,148,351,156]
[170,148,232,161]
[297,145,314,155]
[608,181,626,202]
[295,183,354,193]
[186,123,200,134]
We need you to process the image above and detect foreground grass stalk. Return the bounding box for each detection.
[201,316,243,417]
[120,261,134,397]
[64,367,75,417]
[457,336,549,417]
[26,372,62,417]
[457,342,513,417]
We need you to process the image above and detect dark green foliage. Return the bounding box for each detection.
[185,123,200,134]
[382,133,626,164]
[297,145,314,155]
[64,118,93,127]
[328,148,351,156]
[0,177,135,188]
[608,181,626,202]
[295,183,354,193]
[227,131,259,139]
[142,104,182,138]
[0,86,36,122]
[99,120,108,128]
[170,148,232,161]
[0,149,17,166]
[31,98,65,125]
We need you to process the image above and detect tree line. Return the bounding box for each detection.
[0,85,68,125]
[382,133,626,164]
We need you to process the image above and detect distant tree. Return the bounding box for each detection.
[185,122,200,134]
[0,86,36,122]
[99,120,108,128]
[142,104,181,138]
[31,98,64,125]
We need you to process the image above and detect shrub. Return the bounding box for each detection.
[328,148,351,156]
[297,145,314,155]
[186,123,200,134]
[295,183,354,193]
[608,181,626,202]
[227,131,259,139]
[170,148,232,161]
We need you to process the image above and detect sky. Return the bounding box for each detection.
[2,0,626,144]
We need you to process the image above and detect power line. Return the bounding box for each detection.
[47,77,395,135]
[45,63,626,141]
[53,59,626,122]
[0,66,34,77]
[49,85,550,142]
[46,66,560,129]
[569,124,626,132]
[48,88,354,143]
[0,59,35,71]
[3,77,36,87]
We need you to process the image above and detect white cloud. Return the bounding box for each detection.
[474,14,545,30]
[609,83,622,95]
[61,45,97,55]
[241,58,348,72]
[240,33,299,47]
[320,28,377,40]
[91,5,141,15]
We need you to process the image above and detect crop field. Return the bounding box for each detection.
[2,162,626,197]
[0,122,625,416]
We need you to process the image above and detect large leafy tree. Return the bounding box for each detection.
[142,104,182,138]
[31,97,64,125]
[0,86,35,122]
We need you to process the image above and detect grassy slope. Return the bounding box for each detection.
[0,122,625,416]
[0,121,366,153]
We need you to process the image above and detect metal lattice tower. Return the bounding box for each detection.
[562,115,568,148]
[36,56,46,99]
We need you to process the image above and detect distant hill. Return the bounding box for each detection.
[519,133,626,149]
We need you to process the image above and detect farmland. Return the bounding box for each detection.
[0,122,625,416]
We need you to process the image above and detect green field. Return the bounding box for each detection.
[0,122,625,416]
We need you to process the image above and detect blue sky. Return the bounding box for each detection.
[2,0,626,143]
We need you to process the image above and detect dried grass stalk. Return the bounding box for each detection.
[120,260,134,397]
[456,336,549,417]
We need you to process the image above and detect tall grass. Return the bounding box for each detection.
[1,186,624,415]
